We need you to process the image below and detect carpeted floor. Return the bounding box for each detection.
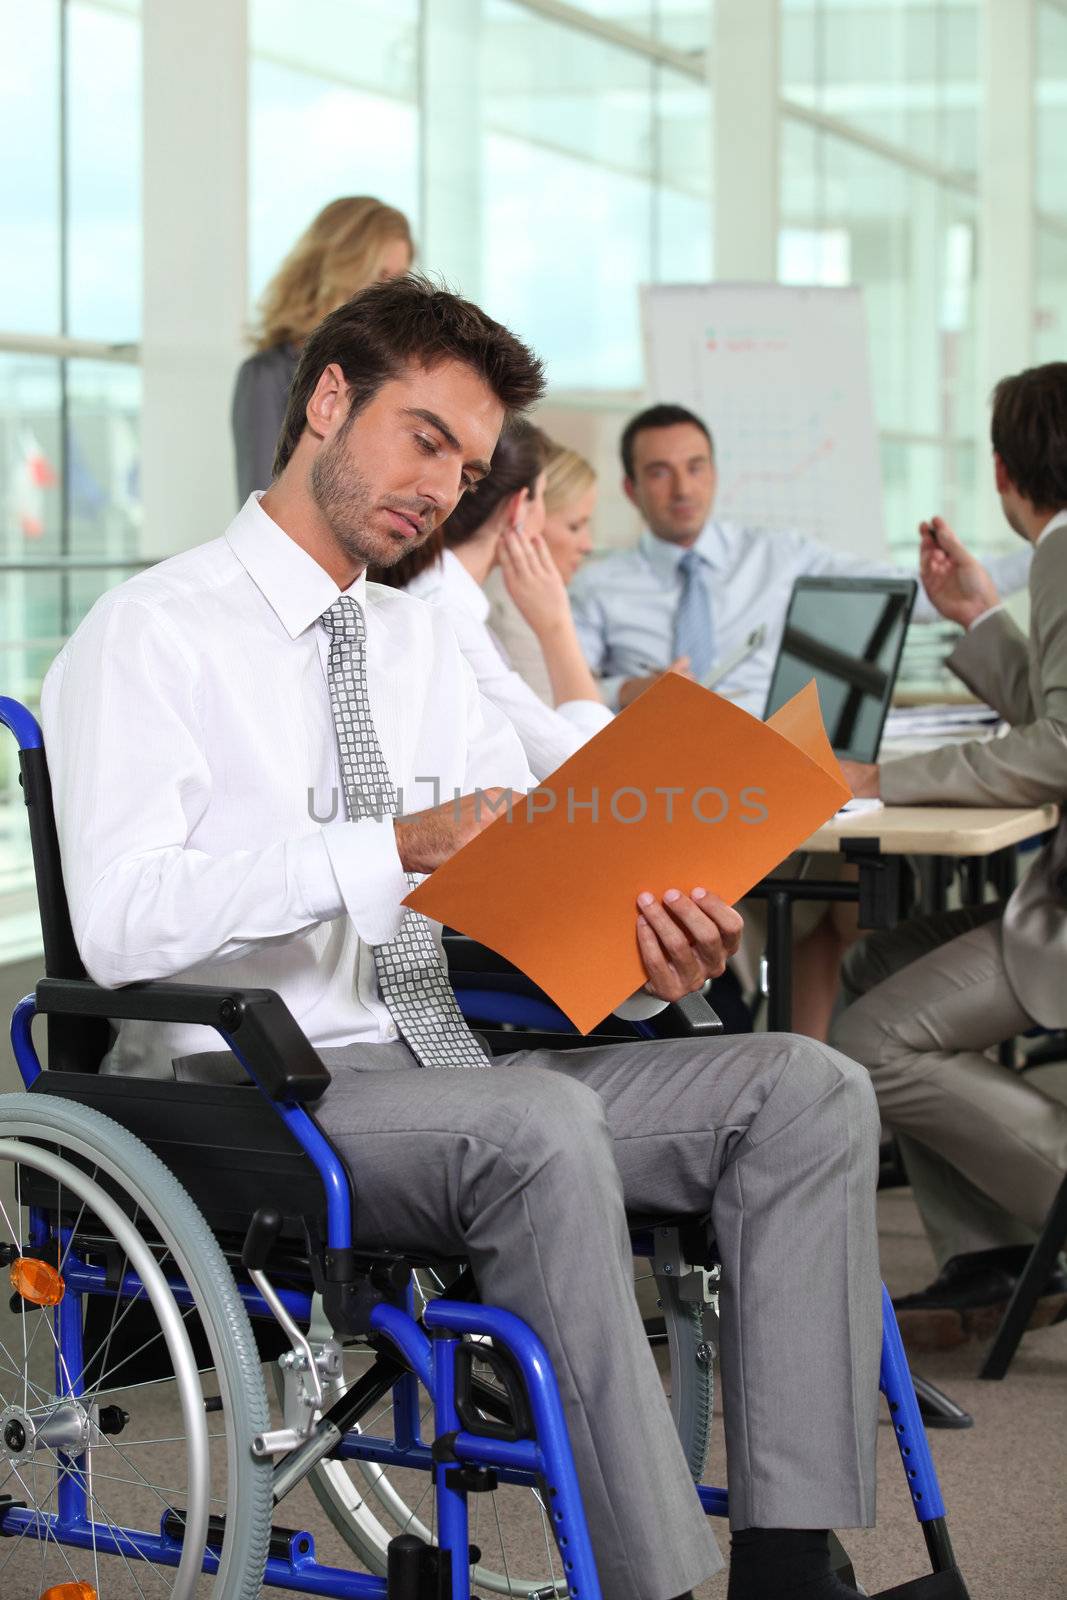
[692,1178,1067,1600]
[1,956,1064,1597]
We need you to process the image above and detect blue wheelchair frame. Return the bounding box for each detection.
[0,696,967,1600]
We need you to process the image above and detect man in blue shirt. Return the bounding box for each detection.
[569,403,1032,715]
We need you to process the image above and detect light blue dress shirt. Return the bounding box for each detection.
[568,519,1034,716]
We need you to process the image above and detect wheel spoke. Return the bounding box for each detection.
[489,1486,515,1596]
[79,1467,226,1506]
[535,1488,559,1589]
[61,1452,174,1596]
[5,1457,84,1592]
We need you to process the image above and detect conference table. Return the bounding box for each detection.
[748,801,1061,1032]
[746,800,1061,1424]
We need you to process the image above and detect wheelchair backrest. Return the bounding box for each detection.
[1,697,111,1072]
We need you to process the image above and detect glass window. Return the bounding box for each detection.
[0,0,62,335]
[0,351,142,931]
[249,0,420,306]
[780,120,977,448]
[1035,227,1067,366]
[66,0,142,341]
[1036,0,1067,220]
[781,0,980,178]
[549,0,710,54]
[1034,2,1067,366]
[0,1,143,952]
[779,6,982,577]
[480,1,711,389]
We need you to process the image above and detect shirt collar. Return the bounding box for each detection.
[225,492,367,638]
[441,548,491,622]
[639,518,725,583]
[1036,509,1067,548]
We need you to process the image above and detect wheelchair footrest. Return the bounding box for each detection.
[870,1569,971,1599]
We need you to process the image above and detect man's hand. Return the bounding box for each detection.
[919,516,1000,629]
[635,888,743,1001]
[618,657,691,709]
[838,760,881,798]
[395,789,514,874]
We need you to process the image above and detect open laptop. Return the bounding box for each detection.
[763,575,918,762]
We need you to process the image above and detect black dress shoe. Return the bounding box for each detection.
[893,1246,1067,1351]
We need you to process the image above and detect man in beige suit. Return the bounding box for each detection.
[832,361,1067,1349]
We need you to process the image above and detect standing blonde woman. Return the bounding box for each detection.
[485,436,598,704]
[232,196,413,503]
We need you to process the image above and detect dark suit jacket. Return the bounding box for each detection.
[880,524,1067,1025]
[231,343,299,506]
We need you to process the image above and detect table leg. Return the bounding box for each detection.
[766,888,794,1032]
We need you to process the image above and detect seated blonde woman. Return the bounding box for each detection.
[485,436,598,705]
[372,420,611,781]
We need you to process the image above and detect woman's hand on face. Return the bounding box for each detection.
[499,525,572,638]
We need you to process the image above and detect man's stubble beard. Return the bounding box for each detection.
[309,425,415,571]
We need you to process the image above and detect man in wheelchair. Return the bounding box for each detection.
[40,276,881,1600]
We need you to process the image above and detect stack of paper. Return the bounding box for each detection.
[880,703,1004,759]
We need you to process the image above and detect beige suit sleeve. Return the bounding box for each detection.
[944,609,1035,724]
[882,533,1067,809]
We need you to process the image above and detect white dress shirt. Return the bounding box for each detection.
[40,495,540,1077]
[42,496,659,1077]
[484,567,556,707]
[407,549,613,779]
[568,519,1034,716]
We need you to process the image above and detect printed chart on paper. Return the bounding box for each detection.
[642,284,885,556]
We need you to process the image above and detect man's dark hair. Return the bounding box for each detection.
[272,273,546,478]
[371,419,546,591]
[990,363,1067,510]
[620,404,714,480]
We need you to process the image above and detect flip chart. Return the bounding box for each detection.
[407,676,849,1033]
[642,283,885,556]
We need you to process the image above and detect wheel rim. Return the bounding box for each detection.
[0,1137,212,1599]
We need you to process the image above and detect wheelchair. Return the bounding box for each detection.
[0,695,970,1600]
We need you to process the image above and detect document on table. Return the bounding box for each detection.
[407,676,850,1033]
[879,702,1004,760]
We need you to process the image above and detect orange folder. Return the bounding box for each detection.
[407,676,850,1033]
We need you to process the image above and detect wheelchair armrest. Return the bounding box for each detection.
[442,931,519,977]
[34,978,331,1103]
[445,932,725,1035]
[648,990,724,1037]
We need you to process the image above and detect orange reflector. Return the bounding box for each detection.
[40,1584,97,1600]
[10,1256,65,1307]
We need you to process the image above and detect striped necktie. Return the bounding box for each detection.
[673,549,715,682]
[321,595,490,1069]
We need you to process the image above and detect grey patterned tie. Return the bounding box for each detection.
[321,596,489,1068]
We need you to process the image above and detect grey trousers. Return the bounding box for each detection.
[282,1034,879,1600]
[832,904,1067,1268]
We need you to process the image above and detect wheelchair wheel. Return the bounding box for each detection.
[301,1261,714,1596]
[0,1092,273,1599]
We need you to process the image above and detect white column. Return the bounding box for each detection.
[710,0,780,280]
[419,0,482,299]
[141,0,248,557]
[976,0,1036,547]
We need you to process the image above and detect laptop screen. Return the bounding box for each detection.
[763,576,918,762]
